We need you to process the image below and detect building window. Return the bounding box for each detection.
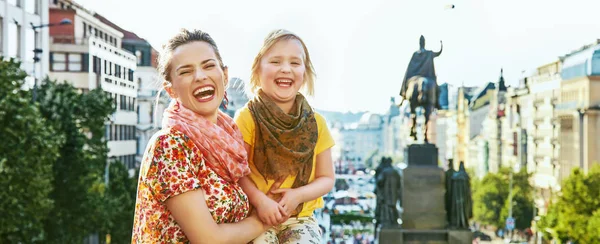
[8,22,20,58]
[111,124,116,141]
[0,17,3,55]
[50,52,82,71]
[83,22,87,37]
[35,0,40,14]
[115,64,121,78]
[51,53,66,71]
[25,29,35,61]
[135,50,142,65]
[25,0,36,13]
[93,56,100,73]
[8,0,21,7]
[68,53,82,71]
[128,69,134,81]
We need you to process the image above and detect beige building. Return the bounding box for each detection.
[454,86,475,169]
[467,80,502,177]
[555,41,600,178]
[506,61,562,215]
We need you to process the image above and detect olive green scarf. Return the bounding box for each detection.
[248,89,318,214]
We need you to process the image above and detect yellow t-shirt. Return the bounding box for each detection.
[234,106,335,217]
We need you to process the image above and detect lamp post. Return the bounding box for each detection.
[30,18,72,102]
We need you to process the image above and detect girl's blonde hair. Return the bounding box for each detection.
[249,29,316,96]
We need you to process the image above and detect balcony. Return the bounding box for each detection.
[534,136,545,144]
[533,98,545,108]
[51,35,90,45]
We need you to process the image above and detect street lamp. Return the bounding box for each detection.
[30,18,72,102]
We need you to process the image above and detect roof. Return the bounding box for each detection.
[469,82,496,110]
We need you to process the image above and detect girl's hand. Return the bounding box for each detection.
[255,196,287,227]
[271,188,304,216]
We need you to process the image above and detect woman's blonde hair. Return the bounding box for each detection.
[249,29,316,96]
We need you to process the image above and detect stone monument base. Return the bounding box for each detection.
[402,144,446,230]
[378,228,473,244]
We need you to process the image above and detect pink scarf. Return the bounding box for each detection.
[162,101,250,183]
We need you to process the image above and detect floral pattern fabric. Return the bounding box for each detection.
[250,216,322,244]
[132,128,250,243]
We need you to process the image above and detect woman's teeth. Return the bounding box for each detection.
[193,86,215,99]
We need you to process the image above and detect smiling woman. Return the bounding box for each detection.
[131,28,268,244]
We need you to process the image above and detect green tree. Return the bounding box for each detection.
[36,81,114,243]
[0,59,61,243]
[499,169,534,230]
[472,167,533,230]
[539,165,600,243]
[103,160,137,244]
[473,169,508,227]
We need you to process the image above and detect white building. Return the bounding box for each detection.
[48,0,138,170]
[222,77,250,118]
[1,0,49,85]
[332,112,388,172]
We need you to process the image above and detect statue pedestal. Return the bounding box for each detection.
[378,229,473,244]
[402,165,447,229]
[402,144,446,230]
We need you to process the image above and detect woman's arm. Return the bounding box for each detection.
[166,189,266,244]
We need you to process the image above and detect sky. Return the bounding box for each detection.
[76,0,600,114]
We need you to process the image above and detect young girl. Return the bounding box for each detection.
[132,29,267,243]
[235,29,335,243]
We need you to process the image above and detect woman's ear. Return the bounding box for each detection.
[223,66,229,88]
[163,81,177,98]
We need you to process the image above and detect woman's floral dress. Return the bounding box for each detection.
[132,128,250,243]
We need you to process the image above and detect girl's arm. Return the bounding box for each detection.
[239,143,287,226]
[272,148,335,213]
[166,189,267,244]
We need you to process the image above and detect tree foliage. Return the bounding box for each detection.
[539,165,600,243]
[36,80,115,243]
[103,160,137,244]
[1,60,139,243]
[472,167,533,230]
[0,59,61,243]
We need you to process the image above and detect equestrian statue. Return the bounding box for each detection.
[399,35,443,143]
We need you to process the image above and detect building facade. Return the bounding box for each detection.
[555,41,600,177]
[1,0,49,85]
[49,0,138,170]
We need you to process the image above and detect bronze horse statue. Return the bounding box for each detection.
[404,76,437,143]
[399,35,442,144]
